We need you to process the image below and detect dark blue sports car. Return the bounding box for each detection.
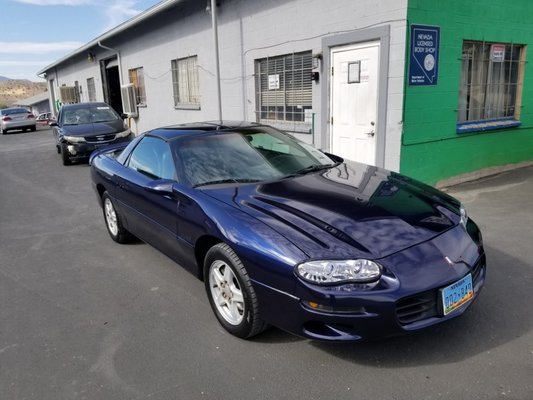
[90,121,486,341]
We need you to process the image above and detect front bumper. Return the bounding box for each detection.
[253,222,486,341]
[63,133,133,159]
[3,121,36,131]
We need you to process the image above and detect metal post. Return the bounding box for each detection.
[211,0,223,121]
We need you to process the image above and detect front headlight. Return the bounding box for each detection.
[63,135,86,143]
[296,259,382,285]
[460,204,468,228]
[115,128,131,138]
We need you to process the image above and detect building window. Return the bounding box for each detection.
[457,41,525,131]
[255,51,312,132]
[128,67,146,106]
[171,56,200,108]
[87,78,96,102]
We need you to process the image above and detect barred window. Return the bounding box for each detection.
[255,51,312,132]
[458,41,525,124]
[87,77,96,102]
[171,56,200,108]
[128,67,147,106]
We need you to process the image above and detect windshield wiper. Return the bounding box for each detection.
[194,178,262,188]
[289,163,338,177]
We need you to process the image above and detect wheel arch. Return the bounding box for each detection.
[95,183,107,206]
[194,235,222,281]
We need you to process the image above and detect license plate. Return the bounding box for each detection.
[440,274,474,316]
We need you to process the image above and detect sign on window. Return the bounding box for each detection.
[268,74,280,90]
[490,44,505,62]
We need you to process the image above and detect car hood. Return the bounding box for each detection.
[60,120,124,136]
[202,161,463,259]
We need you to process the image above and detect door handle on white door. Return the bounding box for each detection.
[366,121,375,137]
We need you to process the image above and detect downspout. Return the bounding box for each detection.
[97,41,136,133]
[211,0,223,121]
[97,41,123,85]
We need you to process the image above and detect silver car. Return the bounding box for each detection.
[0,108,37,134]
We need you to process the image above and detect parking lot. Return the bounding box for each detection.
[1,127,533,400]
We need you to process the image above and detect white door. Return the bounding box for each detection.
[330,41,380,165]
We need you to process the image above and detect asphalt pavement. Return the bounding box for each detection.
[1,127,532,400]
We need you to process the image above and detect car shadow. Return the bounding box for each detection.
[2,129,28,135]
[253,327,304,344]
[307,244,532,366]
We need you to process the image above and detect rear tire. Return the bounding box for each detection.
[60,144,72,166]
[31,126,36,132]
[102,192,133,244]
[204,243,268,339]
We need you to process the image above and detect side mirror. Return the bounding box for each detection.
[121,113,128,119]
[49,121,58,127]
[145,179,176,195]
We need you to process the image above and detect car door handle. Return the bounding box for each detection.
[117,177,129,190]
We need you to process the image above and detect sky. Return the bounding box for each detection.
[0,0,162,81]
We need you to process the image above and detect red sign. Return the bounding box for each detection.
[490,44,505,62]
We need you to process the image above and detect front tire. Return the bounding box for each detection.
[204,243,268,339]
[102,192,133,244]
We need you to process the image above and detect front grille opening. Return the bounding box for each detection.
[396,290,438,325]
[471,254,486,284]
[85,134,116,143]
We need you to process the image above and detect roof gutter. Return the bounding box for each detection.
[36,0,182,76]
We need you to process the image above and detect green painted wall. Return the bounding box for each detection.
[402,0,533,185]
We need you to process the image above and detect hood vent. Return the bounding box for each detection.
[254,196,370,254]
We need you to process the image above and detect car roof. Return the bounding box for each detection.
[60,102,112,110]
[146,121,264,141]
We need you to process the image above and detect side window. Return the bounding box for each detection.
[171,55,200,109]
[127,136,176,180]
[254,51,313,132]
[457,41,525,132]
[128,67,147,106]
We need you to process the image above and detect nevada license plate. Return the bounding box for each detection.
[440,274,474,316]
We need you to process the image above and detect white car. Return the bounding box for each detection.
[0,107,36,134]
[36,112,54,125]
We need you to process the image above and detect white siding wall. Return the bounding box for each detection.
[47,54,108,109]
[46,0,407,171]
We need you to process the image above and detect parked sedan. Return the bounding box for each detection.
[50,102,132,165]
[0,107,36,134]
[90,121,486,341]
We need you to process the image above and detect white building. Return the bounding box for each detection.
[38,0,407,171]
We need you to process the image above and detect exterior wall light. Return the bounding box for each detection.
[312,53,322,69]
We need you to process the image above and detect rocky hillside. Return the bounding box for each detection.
[0,79,47,107]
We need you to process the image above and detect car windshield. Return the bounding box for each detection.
[62,106,119,125]
[175,126,338,187]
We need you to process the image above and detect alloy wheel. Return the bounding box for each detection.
[104,197,119,236]
[209,260,245,325]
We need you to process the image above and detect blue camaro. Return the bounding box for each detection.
[90,121,486,341]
